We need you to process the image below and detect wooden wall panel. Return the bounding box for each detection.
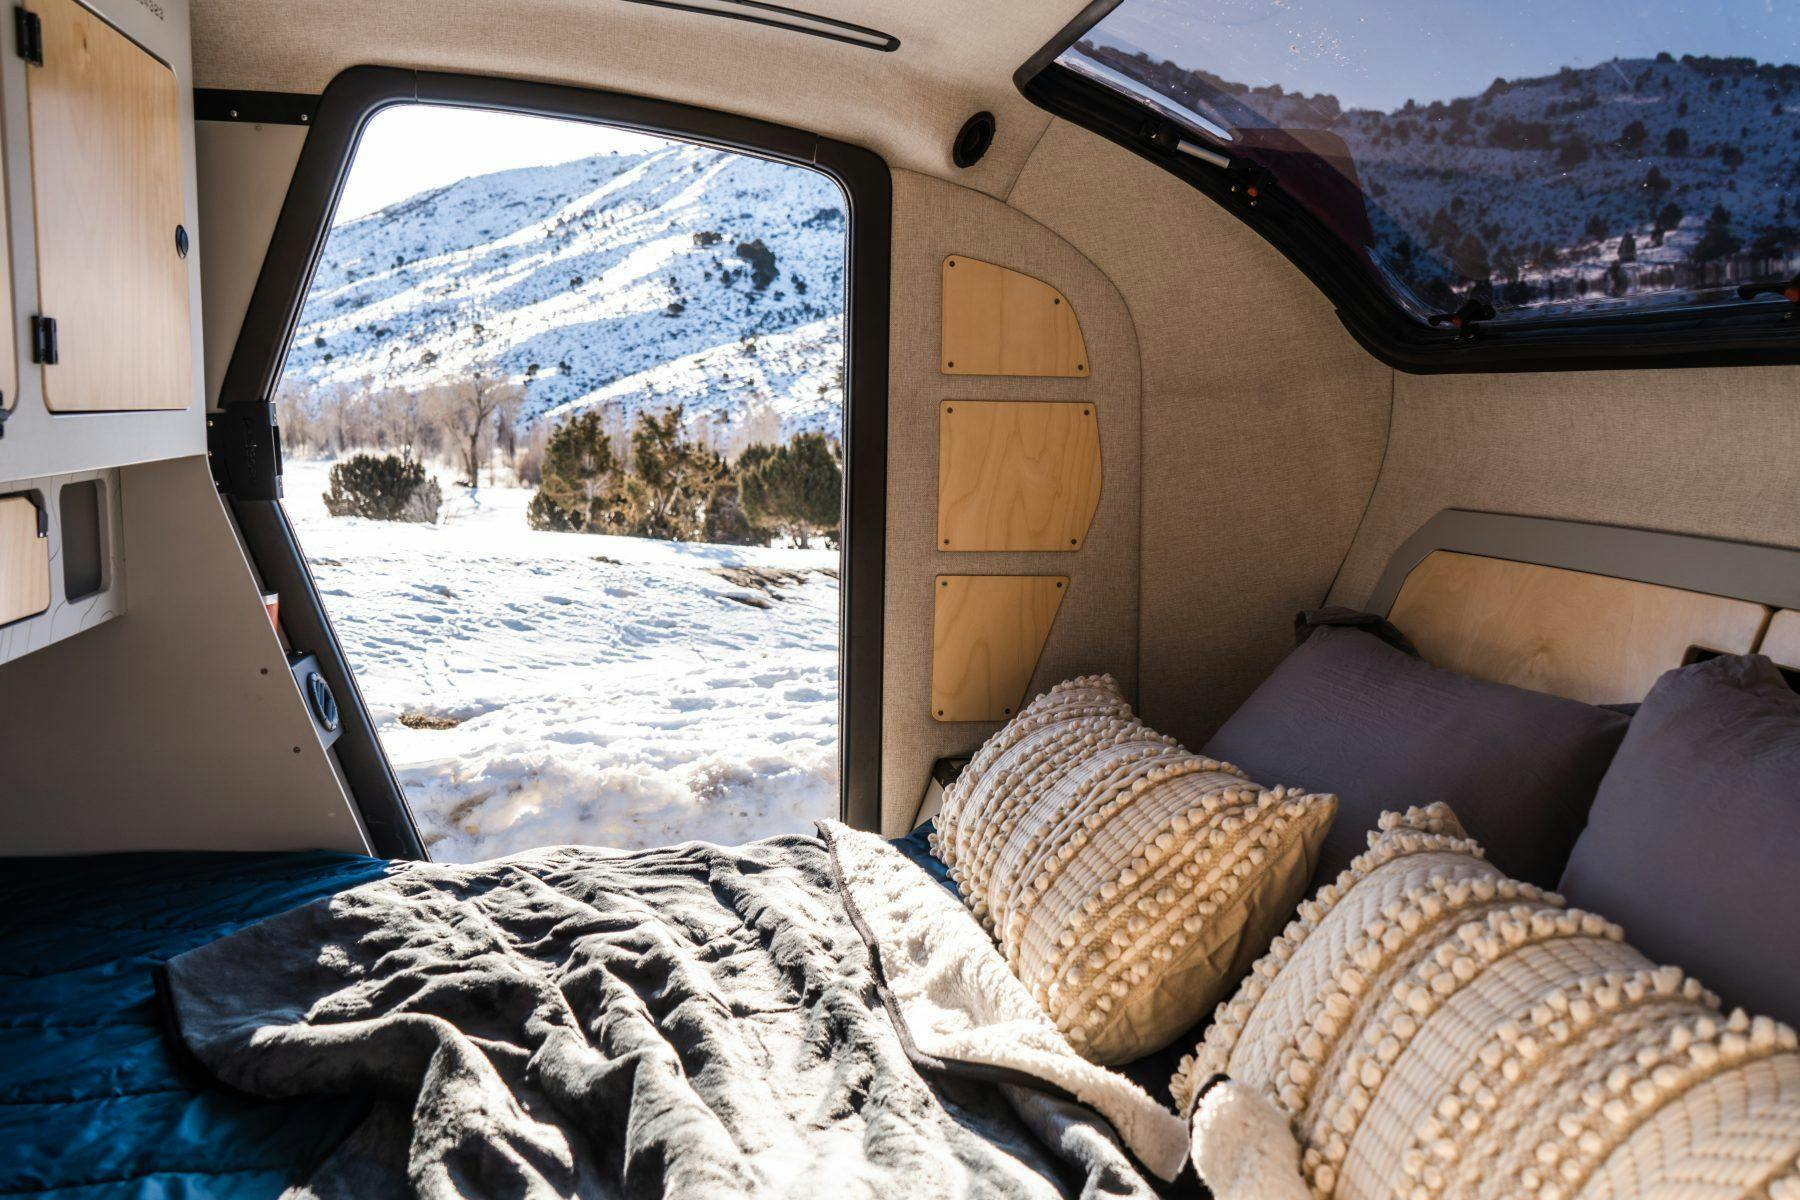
[938,400,1101,551]
[0,495,50,626]
[1388,551,1769,705]
[1761,610,1800,671]
[26,0,193,412]
[0,93,14,416]
[941,256,1089,377]
[932,574,1066,721]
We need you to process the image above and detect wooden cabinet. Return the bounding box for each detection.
[23,0,192,413]
[0,494,50,625]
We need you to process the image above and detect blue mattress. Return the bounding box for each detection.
[0,849,392,1200]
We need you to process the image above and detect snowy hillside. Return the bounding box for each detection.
[1074,42,1800,319]
[284,142,846,444]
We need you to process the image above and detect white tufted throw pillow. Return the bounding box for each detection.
[1172,804,1800,1200]
[931,674,1337,1065]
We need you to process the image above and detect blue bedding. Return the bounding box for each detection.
[0,850,392,1200]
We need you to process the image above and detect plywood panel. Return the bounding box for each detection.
[938,400,1101,551]
[0,496,50,626]
[1389,551,1770,705]
[0,97,15,415]
[1761,610,1800,671]
[932,574,1066,722]
[941,256,1089,377]
[26,0,193,412]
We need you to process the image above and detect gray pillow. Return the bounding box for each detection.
[1558,653,1800,1028]
[1203,625,1630,889]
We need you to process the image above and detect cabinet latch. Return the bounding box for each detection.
[30,315,56,364]
[15,7,41,66]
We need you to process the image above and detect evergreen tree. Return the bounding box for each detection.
[1618,119,1647,152]
[1692,204,1741,261]
[526,410,623,532]
[1617,232,1638,263]
[739,432,842,549]
[620,406,727,541]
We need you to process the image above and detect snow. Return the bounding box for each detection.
[283,457,840,862]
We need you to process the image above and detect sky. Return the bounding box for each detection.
[334,106,673,222]
[1076,0,1800,113]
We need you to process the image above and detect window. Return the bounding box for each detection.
[1048,1,1800,330]
[274,104,850,861]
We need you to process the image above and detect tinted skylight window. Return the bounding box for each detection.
[1058,0,1800,324]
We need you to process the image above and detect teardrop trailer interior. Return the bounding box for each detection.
[2,0,1798,1196]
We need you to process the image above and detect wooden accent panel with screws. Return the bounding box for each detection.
[1388,551,1770,705]
[0,100,14,415]
[25,0,193,412]
[941,256,1088,377]
[1760,610,1800,672]
[0,496,51,626]
[938,401,1101,551]
[932,575,1067,722]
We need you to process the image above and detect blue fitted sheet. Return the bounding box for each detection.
[0,849,393,1200]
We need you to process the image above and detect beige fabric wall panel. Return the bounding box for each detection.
[196,121,308,407]
[189,0,1061,202]
[1331,365,1800,608]
[0,455,367,855]
[881,168,1142,835]
[1006,120,1392,749]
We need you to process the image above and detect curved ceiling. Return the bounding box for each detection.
[190,0,1088,197]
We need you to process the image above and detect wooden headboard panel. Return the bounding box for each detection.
[1369,512,1800,705]
[1763,611,1800,672]
[1389,552,1767,705]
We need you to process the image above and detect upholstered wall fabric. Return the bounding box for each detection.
[1331,365,1800,608]
[189,0,1063,202]
[1006,121,1393,751]
[880,169,1143,835]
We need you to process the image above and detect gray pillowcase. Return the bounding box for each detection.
[1203,625,1630,889]
[1558,653,1800,1028]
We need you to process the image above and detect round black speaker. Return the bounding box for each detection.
[952,111,996,168]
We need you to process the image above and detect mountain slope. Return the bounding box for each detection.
[283,141,847,444]
[1075,42,1800,318]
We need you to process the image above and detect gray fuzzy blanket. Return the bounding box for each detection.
[165,824,1186,1199]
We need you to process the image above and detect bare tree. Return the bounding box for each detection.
[433,366,522,486]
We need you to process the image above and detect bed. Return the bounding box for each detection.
[7,511,1797,1200]
[0,850,392,1200]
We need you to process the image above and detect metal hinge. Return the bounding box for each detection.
[15,7,41,66]
[30,315,56,364]
[207,400,286,501]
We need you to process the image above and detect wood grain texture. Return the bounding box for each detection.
[26,0,193,412]
[1388,551,1770,705]
[938,400,1101,551]
[1760,610,1800,671]
[0,94,15,415]
[0,496,50,626]
[932,574,1066,722]
[941,256,1089,377]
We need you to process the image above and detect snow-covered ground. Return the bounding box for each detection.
[283,457,840,862]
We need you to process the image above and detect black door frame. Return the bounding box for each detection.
[204,67,890,857]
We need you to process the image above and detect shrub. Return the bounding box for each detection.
[734,238,778,291]
[1618,119,1647,151]
[739,432,842,549]
[323,453,441,523]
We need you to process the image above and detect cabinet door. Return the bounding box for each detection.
[25,0,192,412]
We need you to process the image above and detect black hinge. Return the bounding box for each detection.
[15,7,41,65]
[207,400,286,501]
[30,315,56,364]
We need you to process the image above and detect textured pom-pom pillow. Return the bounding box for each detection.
[1172,804,1800,1200]
[931,674,1337,1065]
